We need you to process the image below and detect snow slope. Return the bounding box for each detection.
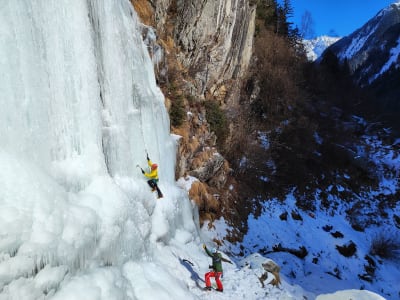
[202,128,400,300]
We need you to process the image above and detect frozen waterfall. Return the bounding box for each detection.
[0,1,199,299]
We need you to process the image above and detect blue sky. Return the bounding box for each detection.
[283,0,397,37]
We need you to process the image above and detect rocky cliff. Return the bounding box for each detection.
[132,0,255,228]
[173,0,255,99]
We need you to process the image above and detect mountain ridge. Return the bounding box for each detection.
[302,35,340,61]
[320,1,400,122]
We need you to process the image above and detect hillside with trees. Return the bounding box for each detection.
[133,0,398,241]
[221,0,393,234]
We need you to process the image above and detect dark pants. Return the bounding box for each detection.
[147,179,163,198]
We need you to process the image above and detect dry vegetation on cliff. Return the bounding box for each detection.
[132,0,238,227]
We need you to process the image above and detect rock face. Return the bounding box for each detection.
[150,0,255,102]
[168,0,254,222]
[260,259,281,287]
[173,109,229,185]
[173,0,255,98]
[132,0,255,224]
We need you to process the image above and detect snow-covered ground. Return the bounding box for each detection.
[200,127,400,300]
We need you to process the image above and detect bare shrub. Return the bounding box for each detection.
[279,211,288,221]
[336,240,357,257]
[358,255,376,283]
[272,243,308,259]
[170,94,186,127]
[204,101,228,146]
[331,231,344,239]
[370,232,400,260]
[291,210,303,221]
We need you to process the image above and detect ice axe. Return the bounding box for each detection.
[136,164,145,174]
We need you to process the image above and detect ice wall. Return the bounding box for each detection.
[0,0,175,184]
[0,0,197,297]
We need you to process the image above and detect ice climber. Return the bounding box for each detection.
[139,154,163,199]
[203,244,232,292]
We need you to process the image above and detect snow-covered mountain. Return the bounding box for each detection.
[302,36,341,61]
[323,1,400,86]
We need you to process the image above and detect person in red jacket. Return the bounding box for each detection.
[139,154,163,199]
[203,244,232,292]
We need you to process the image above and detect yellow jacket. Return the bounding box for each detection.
[144,159,159,180]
